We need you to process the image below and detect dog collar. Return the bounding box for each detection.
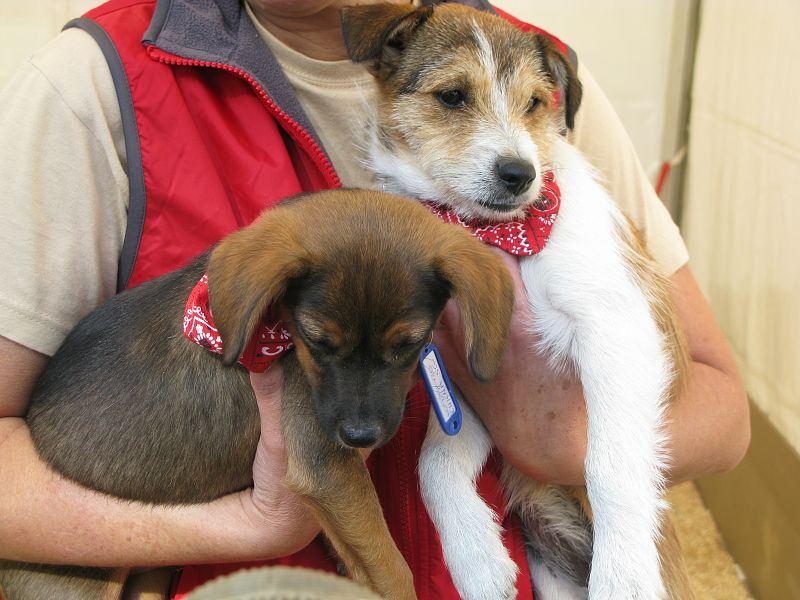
[183,274,292,372]
[425,170,560,256]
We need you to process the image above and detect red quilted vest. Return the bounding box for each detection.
[71,1,574,597]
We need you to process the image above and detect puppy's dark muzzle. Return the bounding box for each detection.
[338,423,383,448]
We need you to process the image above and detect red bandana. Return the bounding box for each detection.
[425,170,560,256]
[183,274,292,372]
[184,174,560,370]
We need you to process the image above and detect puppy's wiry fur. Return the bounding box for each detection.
[343,4,693,599]
[0,190,514,600]
[346,3,579,223]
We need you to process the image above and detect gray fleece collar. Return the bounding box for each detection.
[143,0,320,148]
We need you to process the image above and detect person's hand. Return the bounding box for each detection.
[244,365,322,555]
[432,249,589,485]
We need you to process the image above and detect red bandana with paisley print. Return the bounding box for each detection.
[182,274,292,372]
[424,170,560,255]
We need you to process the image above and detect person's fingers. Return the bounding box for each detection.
[250,363,284,408]
[248,363,315,539]
[250,365,285,454]
[490,248,531,317]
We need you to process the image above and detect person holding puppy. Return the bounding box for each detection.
[0,0,749,598]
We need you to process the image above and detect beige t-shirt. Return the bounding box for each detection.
[0,14,688,356]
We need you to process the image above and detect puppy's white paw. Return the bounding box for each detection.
[587,545,665,600]
[447,542,518,600]
[420,403,516,599]
[588,580,665,600]
[433,487,519,600]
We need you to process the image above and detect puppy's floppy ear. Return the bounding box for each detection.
[434,229,514,382]
[536,35,583,130]
[341,3,433,79]
[207,206,308,366]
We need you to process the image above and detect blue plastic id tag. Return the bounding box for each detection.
[419,343,462,435]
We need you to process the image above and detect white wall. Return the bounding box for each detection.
[494,0,695,211]
[0,1,97,87]
[682,0,800,454]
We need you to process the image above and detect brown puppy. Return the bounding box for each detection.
[0,189,514,600]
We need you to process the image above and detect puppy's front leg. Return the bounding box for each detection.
[523,141,671,599]
[527,261,669,600]
[280,357,415,600]
[419,399,518,600]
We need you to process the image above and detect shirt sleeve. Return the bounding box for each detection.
[0,28,128,356]
[568,62,689,275]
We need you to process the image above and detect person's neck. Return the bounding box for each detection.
[246,0,410,61]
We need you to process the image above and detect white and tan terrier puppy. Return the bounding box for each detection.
[343,4,693,600]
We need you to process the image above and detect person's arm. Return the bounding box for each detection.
[0,335,319,566]
[0,28,324,568]
[434,255,749,486]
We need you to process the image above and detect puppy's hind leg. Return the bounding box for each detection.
[419,399,518,600]
[0,562,127,600]
[500,470,592,600]
[528,556,588,600]
[280,359,415,600]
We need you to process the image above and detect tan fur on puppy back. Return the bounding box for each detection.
[659,514,697,600]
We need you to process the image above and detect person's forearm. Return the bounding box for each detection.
[468,355,748,487]
[463,349,588,487]
[0,418,316,567]
[663,360,749,483]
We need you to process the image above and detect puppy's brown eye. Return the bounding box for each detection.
[527,97,541,113]
[387,337,425,364]
[308,336,337,353]
[296,320,341,354]
[393,338,421,354]
[436,89,466,109]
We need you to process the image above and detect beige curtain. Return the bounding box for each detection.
[682,0,800,453]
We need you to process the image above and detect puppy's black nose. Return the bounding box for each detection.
[338,424,381,448]
[495,157,536,196]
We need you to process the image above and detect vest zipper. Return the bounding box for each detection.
[147,46,341,190]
